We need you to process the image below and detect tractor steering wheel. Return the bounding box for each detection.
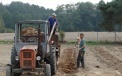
[26,37,38,42]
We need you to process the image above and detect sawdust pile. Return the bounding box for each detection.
[58,48,77,73]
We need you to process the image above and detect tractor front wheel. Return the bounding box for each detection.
[6,65,12,76]
[44,64,51,76]
[11,46,21,76]
[11,46,17,66]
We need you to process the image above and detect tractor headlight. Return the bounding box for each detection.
[15,56,19,61]
[36,56,41,61]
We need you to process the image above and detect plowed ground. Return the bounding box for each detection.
[56,44,122,76]
[0,44,122,76]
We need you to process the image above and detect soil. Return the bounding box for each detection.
[56,44,122,76]
[0,44,122,76]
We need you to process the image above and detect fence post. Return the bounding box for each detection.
[115,31,116,42]
[78,31,79,37]
[115,25,117,42]
[97,32,98,42]
[5,31,6,41]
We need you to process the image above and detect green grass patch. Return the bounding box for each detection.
[65,41,76,45]
[62,41,122,45]
[0,40,14,44]
[86,41,100,45]
[1,40,122,45]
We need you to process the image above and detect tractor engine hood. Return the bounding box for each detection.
[15,45,38,56]
[21,45,38,51]
[15,44,45,56]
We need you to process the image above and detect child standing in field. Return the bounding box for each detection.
[77,33,85,68]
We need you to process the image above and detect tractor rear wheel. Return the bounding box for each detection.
[6,65,12,76]
[50,47,57,75]
[44,64,51,76]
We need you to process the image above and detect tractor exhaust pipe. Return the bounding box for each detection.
[37,25,42,57]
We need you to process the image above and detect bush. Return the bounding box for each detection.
[0,28,14,33]
[59,30,65,42]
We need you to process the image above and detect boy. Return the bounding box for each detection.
[77,33,85,68]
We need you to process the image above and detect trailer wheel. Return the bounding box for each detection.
[50,47,57,75]
[44,64,51,76]
[6,65,12,76]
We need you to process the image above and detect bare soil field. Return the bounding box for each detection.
[0,44,122,76]
[0,32,122,41]
[0,44,12,76]
[56,44,122,76]
[0,33,14,41]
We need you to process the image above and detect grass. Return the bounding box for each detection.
[86,41,100,45]
[0,40,122,45]
[62,41,122,45]
[0,40,14,44]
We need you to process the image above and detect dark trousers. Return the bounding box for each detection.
[77,50,85,68]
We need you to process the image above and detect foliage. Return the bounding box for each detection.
[0,2,54,29]
[2,1,122,32]
[64,41,122,45]
[59,30,65,42]
[56,2,103,31]
[0,1,104,32]
[98,0,122,31]
[0,28,14,33]
[0,40,14,44]
[0,16,5,28]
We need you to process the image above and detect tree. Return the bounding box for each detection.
[98,0,122,31]
[0,16,5,28]
[0,1,104,32]
[56,2,102,31]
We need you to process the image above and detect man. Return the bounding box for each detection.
[48,13,58,35]
[77,33,85,68]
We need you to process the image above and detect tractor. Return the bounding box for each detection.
[6,20,60,76]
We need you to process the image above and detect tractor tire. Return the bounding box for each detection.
[6,65,12,76]
[11,46,17,66]
[50,47,57,75]
[13,73,21,76]
[11,46,22,76]
[44,64,51,76]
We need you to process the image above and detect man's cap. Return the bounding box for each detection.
[52,13,57,16]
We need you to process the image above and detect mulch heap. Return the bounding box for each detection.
[21,27,38,36]
[58,48,77,73]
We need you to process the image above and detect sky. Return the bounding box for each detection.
[0,0,112,10]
